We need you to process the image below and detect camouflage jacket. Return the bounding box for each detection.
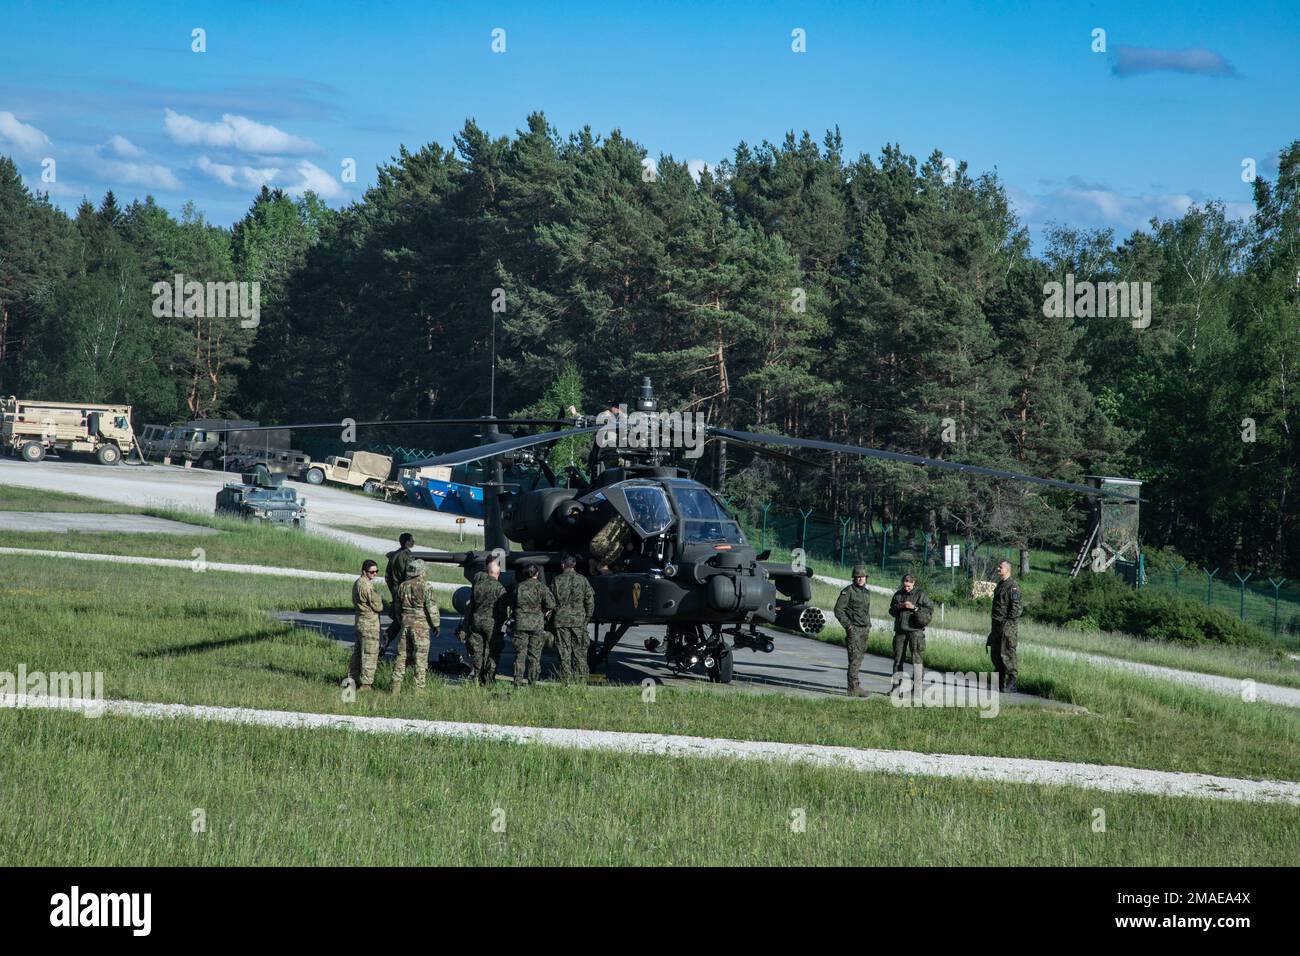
[888,588,933,633]
[991,578,1022,630]
[513,577,556,632]
[551,569,595,628]
[834,584,872,628]
[468,572,508,633]
[396,577,440,631]
[352,575,384,622]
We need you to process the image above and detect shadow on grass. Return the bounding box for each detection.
[136,629,281,659]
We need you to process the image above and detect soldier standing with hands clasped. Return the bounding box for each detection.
[463,558,508,685]
[988,559,1022,693]
[835,564,873,698]
[512,563,555,687]
[550,554,595,681]
[888,573,933,694]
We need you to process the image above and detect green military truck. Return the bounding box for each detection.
[1,397,137,464]
[215,472,307,527]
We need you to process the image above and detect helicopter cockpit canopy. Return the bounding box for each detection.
[665,480,746,545]
[594,480,674,538]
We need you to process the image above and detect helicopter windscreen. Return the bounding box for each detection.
[671,485,745,544]
[623,486,674,537]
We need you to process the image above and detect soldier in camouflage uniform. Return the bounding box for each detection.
[989,559,1022,693]
[465,559,508,685]
[347,559,384,692]
[834,564,873,698]
[888,573,933,694]
[390,559,440,694]
[512,563,555,686]
[550,554,595,681]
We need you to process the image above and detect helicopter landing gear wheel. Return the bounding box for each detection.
[644,636,661,652]
[707,644,734,684]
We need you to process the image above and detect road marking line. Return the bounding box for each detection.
[5,693,1298,805]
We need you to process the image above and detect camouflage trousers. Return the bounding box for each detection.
[465,625,504,685]
[552,625,589,681]
[845,626,870,690]
[348,617,382,687]
[512,628,546,686]
[892,630,925,687]
[392,621,431,689]
[989,624,1018,685]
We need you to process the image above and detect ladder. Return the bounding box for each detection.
[1069,521,1099,578]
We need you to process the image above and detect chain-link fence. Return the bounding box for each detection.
[1140,566,1300,641]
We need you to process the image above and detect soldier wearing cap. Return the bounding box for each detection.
[390,558,440,694]
[834,564,873,697]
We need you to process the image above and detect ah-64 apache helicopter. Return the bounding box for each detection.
[392,378,1139,684]
[219,379,1139,683]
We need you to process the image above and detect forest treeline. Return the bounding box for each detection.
[1,113,1297,571]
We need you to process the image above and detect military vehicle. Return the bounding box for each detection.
[302,450,393,492]
[1,397,137,464]
[142,419,291,469]
[215,471,307,527]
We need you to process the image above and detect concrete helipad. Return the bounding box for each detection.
[280,608,1069,707]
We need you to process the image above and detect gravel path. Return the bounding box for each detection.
[7,693,1298,805]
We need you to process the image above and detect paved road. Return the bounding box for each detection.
[0,511,219,535]
[0,457,479,534]
[280,608,1063,708]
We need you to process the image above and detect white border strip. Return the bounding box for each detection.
[5,693,1298,805]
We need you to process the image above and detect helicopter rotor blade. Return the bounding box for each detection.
[402,426,602,468]
[211,417,579,433]
[706,435,827,470]
[708,427,1142,501]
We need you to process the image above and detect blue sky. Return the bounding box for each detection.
[2,0,1296,245]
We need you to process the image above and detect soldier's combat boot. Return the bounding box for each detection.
[358,685,372,693]
[848,686,868,698]
[1005,677,1018,694]
[390,682,401,696]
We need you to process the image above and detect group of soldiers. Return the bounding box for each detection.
[834,558,1022,697]
[345,532,596,693]
[350,530,1024,697]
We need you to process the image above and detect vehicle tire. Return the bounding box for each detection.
[20,441,46,463]
[305,467,325,485]
[198,458,215,470]
[363,479,379,494]
[708,645,734,684]
[96,443,122,465]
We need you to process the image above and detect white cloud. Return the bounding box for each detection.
[1014,176,1254,235]
[196,155,280,190]
[92,157,182,191]
[0,111,52,158]
[686,159,711,183]
[163,108,318,155]
[104,134,145,159]
[284,159,343,199]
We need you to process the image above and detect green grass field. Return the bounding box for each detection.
[3,709,1295,866]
